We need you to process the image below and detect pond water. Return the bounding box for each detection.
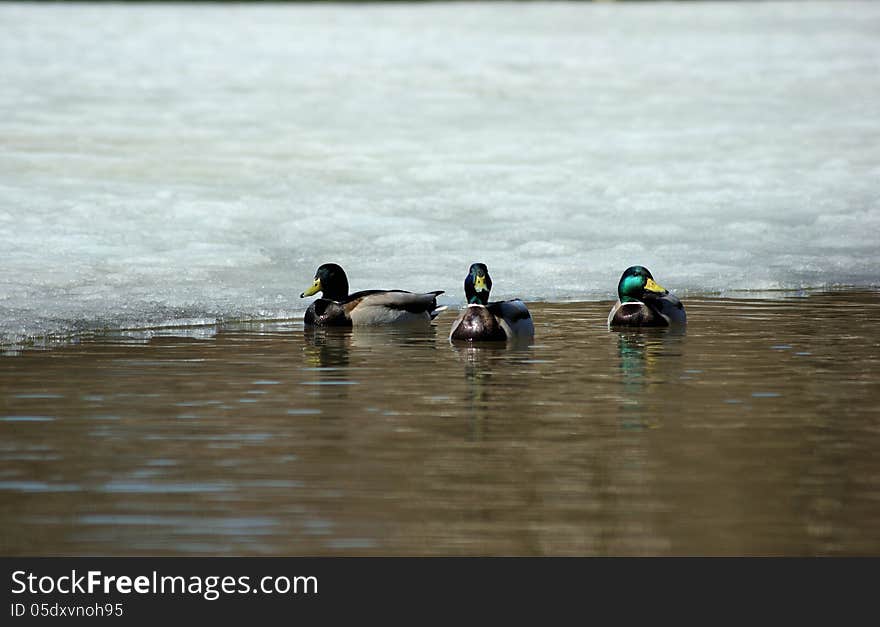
[2,291,879,555]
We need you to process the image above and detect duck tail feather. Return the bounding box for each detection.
[430,305,448,320]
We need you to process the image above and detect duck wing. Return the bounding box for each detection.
[346,290,445,325]
[655,293,687,324]
[346,290,442,313]
[488,299,534,338]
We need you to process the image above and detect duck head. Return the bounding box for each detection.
[464,263,492,306]
[301,263,350,301]
[618,265,668,303]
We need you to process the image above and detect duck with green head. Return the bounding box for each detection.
[607,265,686,328]
[449,263,534,342]
[301,263,446,326]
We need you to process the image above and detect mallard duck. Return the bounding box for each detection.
[300,263,446,326]
[607,265,686,328]
[449,263,534,342]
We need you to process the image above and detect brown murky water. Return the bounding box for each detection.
[1,291,879,556]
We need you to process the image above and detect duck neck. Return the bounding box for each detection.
[321,271,349,301]
[323,285,348,301]
[466,281,490,305]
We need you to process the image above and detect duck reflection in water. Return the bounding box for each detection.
[300,326,355,416]
[453,344,498,441]
[348,324,438,352]
[451,341,534,441]
[303,326,352,369]
[301,327,354,401]
[615,328,685,430]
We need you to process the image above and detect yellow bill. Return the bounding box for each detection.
[644,278,667,294]
[474,275,488,291]
[300,278,322,298]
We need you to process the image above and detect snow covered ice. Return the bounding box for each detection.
[1,2,878,344]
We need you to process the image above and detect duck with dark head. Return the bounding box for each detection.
[607,265,686,328]
[449,263,534,342]
[301,263,446,326]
